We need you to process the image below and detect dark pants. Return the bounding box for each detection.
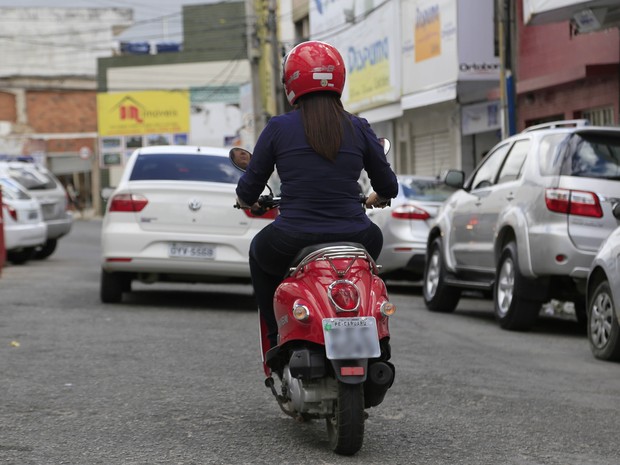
[249,222,384,348]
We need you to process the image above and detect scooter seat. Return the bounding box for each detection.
[288,242,367,268]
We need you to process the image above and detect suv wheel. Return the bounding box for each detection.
[34,239,58,260]
[101,270,130,303]
[495,242,541,331]
[7,247,35,265]
[423,237,461,312]
[588,280,620,361]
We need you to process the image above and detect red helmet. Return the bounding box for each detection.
[282,41,346,105]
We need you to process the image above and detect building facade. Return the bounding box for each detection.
[0,7,133,211]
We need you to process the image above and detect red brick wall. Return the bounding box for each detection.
[515,0,620,130]
[517,73,620,131]
[0,91,17,122]
[25,90,97,133]
[517,3,620,83]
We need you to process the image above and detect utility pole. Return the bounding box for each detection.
[268,0,285,116]
[498,0,517,137]
[245,0,265,143]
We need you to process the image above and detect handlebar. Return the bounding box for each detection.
[234,194,281,216]
[234,193,389,216]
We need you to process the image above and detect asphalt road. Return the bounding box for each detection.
[1,219,619,465]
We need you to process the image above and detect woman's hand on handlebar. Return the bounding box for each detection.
[365,191,391,209]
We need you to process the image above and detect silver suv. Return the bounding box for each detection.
[0,160,73,259]
[423,120,620,330]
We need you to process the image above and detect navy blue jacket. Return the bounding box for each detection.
[236,110,398,234]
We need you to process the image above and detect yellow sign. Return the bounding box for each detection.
[415,5,441,62]
[348,60,391,104]
[97,90,190,136]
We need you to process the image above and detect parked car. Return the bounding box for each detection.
[366,175,456,281]
[0,176,47,265]
[586,225,620,361]
[100,145,277,303]
[0,159,73,259]
[423,119,620,331]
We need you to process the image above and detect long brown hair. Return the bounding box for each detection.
[297,92,351,161]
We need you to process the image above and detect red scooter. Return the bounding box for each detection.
[230,143,396,456]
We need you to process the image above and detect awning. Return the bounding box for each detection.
[523,0,620,33]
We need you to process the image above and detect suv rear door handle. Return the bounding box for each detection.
[506,193,515,201]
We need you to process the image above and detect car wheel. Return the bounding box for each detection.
[494,242,541,331]
[423,237,461,313]
[101,270,128,303]
[34,239,58,260]
[7,247,35,265]
[588,280,620,361]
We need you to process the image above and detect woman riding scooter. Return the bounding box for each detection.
[235,40,399,352]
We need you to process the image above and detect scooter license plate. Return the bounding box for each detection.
[322,317,381,360]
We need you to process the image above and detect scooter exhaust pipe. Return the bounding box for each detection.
[365,361,395,408]
[368,361,394,386]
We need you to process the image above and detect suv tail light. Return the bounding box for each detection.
[545,188,603,218]
[391,204,430,220]
[109,193,148,212]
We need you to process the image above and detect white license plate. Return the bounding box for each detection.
[168,242,216,259]
[323,317,381,360]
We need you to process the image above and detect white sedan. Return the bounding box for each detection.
[0,177,47,265]
[100,145,276,303]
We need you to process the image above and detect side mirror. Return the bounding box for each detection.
[229,147,252,171]
[379,138,391,156]
[443,169,465,189]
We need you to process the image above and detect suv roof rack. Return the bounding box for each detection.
[0,155,35,163]
[522,119,591,133]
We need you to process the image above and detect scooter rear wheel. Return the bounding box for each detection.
[326,381,364,455]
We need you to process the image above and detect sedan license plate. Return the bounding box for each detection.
[168,242,215,259]
[323,317,381,360]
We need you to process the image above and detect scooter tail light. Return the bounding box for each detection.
[292,303,310,321]
[380,301,396,317]
[328,280,360,312]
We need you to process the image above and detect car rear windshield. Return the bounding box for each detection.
[129,154,242,184]
[0,178,31,200]
[400,178,457,202]
[541,132,620,179]
[8,166,58,190]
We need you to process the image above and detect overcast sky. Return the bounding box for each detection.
[0,0,227,41]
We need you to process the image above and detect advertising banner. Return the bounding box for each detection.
[310,0,400,113]
[97,90,190,137]
[97,90,190,167]
[457,0,500,81]
[401,0,458,95]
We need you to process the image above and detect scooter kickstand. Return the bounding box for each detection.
[264,377,279,398]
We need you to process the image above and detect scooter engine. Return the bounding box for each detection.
[282,366,338,416]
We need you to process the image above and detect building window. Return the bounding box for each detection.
[580,107,615,126]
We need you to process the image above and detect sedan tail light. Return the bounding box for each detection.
[108,194,148,212]
[391,204,430,220]
[545,188,603,218]
[242,208,279,220]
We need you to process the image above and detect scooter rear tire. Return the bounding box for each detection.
[326,381,365,455]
